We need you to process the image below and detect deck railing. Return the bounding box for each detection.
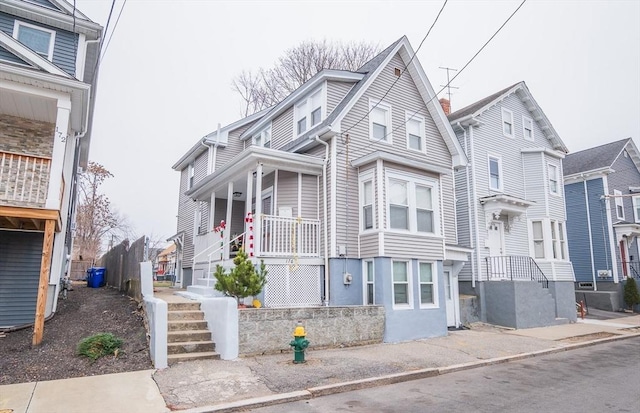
[260,215,320,257]
[0,151,51,205]
[485,255,549,288]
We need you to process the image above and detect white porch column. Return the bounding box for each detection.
[46,98,71,210]
[209,192,216,231]
[225,183,234,259]
[254,163,263,256]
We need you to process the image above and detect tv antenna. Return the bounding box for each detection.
[439,66,459,107]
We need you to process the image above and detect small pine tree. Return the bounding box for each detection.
[214,249,267,305]
[623,277,640,311]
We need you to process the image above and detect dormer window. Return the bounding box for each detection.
[14,21,56,61]
[253,125,271,148]
[295,88,323,136]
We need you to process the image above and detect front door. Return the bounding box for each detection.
[444,267,460,327]
[486,221,506,279]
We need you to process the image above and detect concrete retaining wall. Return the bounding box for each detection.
[199,297,239,360]
[238,306,385,356]
[143,296,167,369]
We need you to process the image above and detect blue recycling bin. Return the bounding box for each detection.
[87,267,106,288]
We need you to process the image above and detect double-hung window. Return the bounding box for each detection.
[558,222,567,260]
[295,88,322,136]
[419,262,437,307]
[370,100,391,143]
[253,125,271,148]
[386,171,439,235]
[532,220,545,258]
[406,113,424,152]
[363,260,374,305]
[523,116,534,141]
[187,163,195,189]
[614,190,624,220]
[14,21,56,61]
[551,221,559,259]
[633,196,640,223]
[502,108,514,138]
[488,155,503,192]
[548,164,559,195]
[360,173,375,231]
[392,260,411,307]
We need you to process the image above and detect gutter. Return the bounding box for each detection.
[314,135,331,306]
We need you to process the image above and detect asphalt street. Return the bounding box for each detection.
[248,336,640,413]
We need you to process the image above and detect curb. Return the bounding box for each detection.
[182,332,640,413]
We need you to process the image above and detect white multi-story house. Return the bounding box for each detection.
[0,0,102,343]
[171,36,472,341]
[448,82,577,328]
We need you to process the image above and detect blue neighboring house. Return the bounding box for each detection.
[564,138,640,310]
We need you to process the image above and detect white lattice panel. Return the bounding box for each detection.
[264,264,322,307]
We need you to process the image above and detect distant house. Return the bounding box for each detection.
[0,0,102,341]
[564,138,640,310]
[155,244,177,281]
[171,36,471,341]
[447,82,577,329]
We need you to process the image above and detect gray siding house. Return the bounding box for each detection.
[448,82,577,328]
[564,138,640,310]
[0,0,102,341]
[172,36,471,342]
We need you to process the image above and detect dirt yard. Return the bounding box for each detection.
[0,282,152,385]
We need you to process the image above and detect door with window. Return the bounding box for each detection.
[486,221,506,279]
[444,267,460,327]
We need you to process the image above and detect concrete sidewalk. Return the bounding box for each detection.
[2,314,640,413]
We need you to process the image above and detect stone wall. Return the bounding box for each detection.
[0,114,54,157]
[238,306,385,356]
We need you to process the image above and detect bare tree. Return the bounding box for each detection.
[73,162,128,262]
[233,39,380,116]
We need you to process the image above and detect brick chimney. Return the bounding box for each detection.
[439,98,451,116]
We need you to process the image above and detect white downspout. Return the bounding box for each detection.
[315,136,330,306]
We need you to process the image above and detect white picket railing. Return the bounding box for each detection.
[260,215,320,257]
[0,151,51,205]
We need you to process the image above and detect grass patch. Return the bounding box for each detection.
[154,281,172,287]
[77,333,123,361]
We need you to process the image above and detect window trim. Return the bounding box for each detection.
[502,108,514,138]
[252,124,272,148]
[633,195,640,223]
[391,260,413,310]
[385,170,440,236]
[405,111,425,153]
[369,99,392,144]
[558,221,567,260]
[548,163,560,196]
[359,171,375,232]
[363,259,375,305]
[488,154,503,192]
[294,87,324,138]
[418,261,439,309]
[531,220,545,259]
[522,116,534,141]
[614,189,624,220]
[187,162,195,189]
[13,20,56,61]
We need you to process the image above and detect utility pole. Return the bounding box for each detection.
[439,66,459,108]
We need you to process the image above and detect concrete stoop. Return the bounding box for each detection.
[167,302,220,365]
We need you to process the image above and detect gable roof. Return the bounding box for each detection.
[0,31,71,77]
[448,81,569,153]
[563,138,640,177]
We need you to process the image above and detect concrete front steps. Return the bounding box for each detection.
[167,302,219,365]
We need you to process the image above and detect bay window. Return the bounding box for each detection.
[386,171,439,235]
[360,173,375,231]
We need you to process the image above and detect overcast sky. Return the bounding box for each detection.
[74,0,640,245]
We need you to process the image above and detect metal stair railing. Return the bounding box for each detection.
[623,261,640,279]
[485,255,549,288]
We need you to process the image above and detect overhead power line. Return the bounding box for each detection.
[100,0,128,62]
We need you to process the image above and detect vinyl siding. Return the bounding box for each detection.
[302,144,328,255]
[607,145,640,222]
[441,172,456,245]
[586,178,613,275]
[383,233,444,260]
[359,232,378,257]
[0,45,28,64]
[326,80,354,114]
[271,107,294,150]
[546,155,565,218]
[216,123,255,169]
[276,171,298,217]
[565,181,593,282]
[0,231,43,328]
[0,12,78,76]
[301,174,318,219]
[334,53,454,260]
[212,199,245,236]
[522,152,546,216]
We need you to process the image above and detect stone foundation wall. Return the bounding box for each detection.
[238,306,385,356]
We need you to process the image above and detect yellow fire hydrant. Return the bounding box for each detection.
[289,321,309,364]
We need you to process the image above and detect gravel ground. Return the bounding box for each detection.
[0,282,152,385]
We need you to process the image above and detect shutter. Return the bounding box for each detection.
[0,231,43,328]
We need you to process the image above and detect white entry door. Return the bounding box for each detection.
[444,267,460,327]
[486,221,506,279]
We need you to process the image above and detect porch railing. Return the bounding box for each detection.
[260,215,320,257]
[623,261,640,279]
[0,151,51,205]
[485,255,549,288]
